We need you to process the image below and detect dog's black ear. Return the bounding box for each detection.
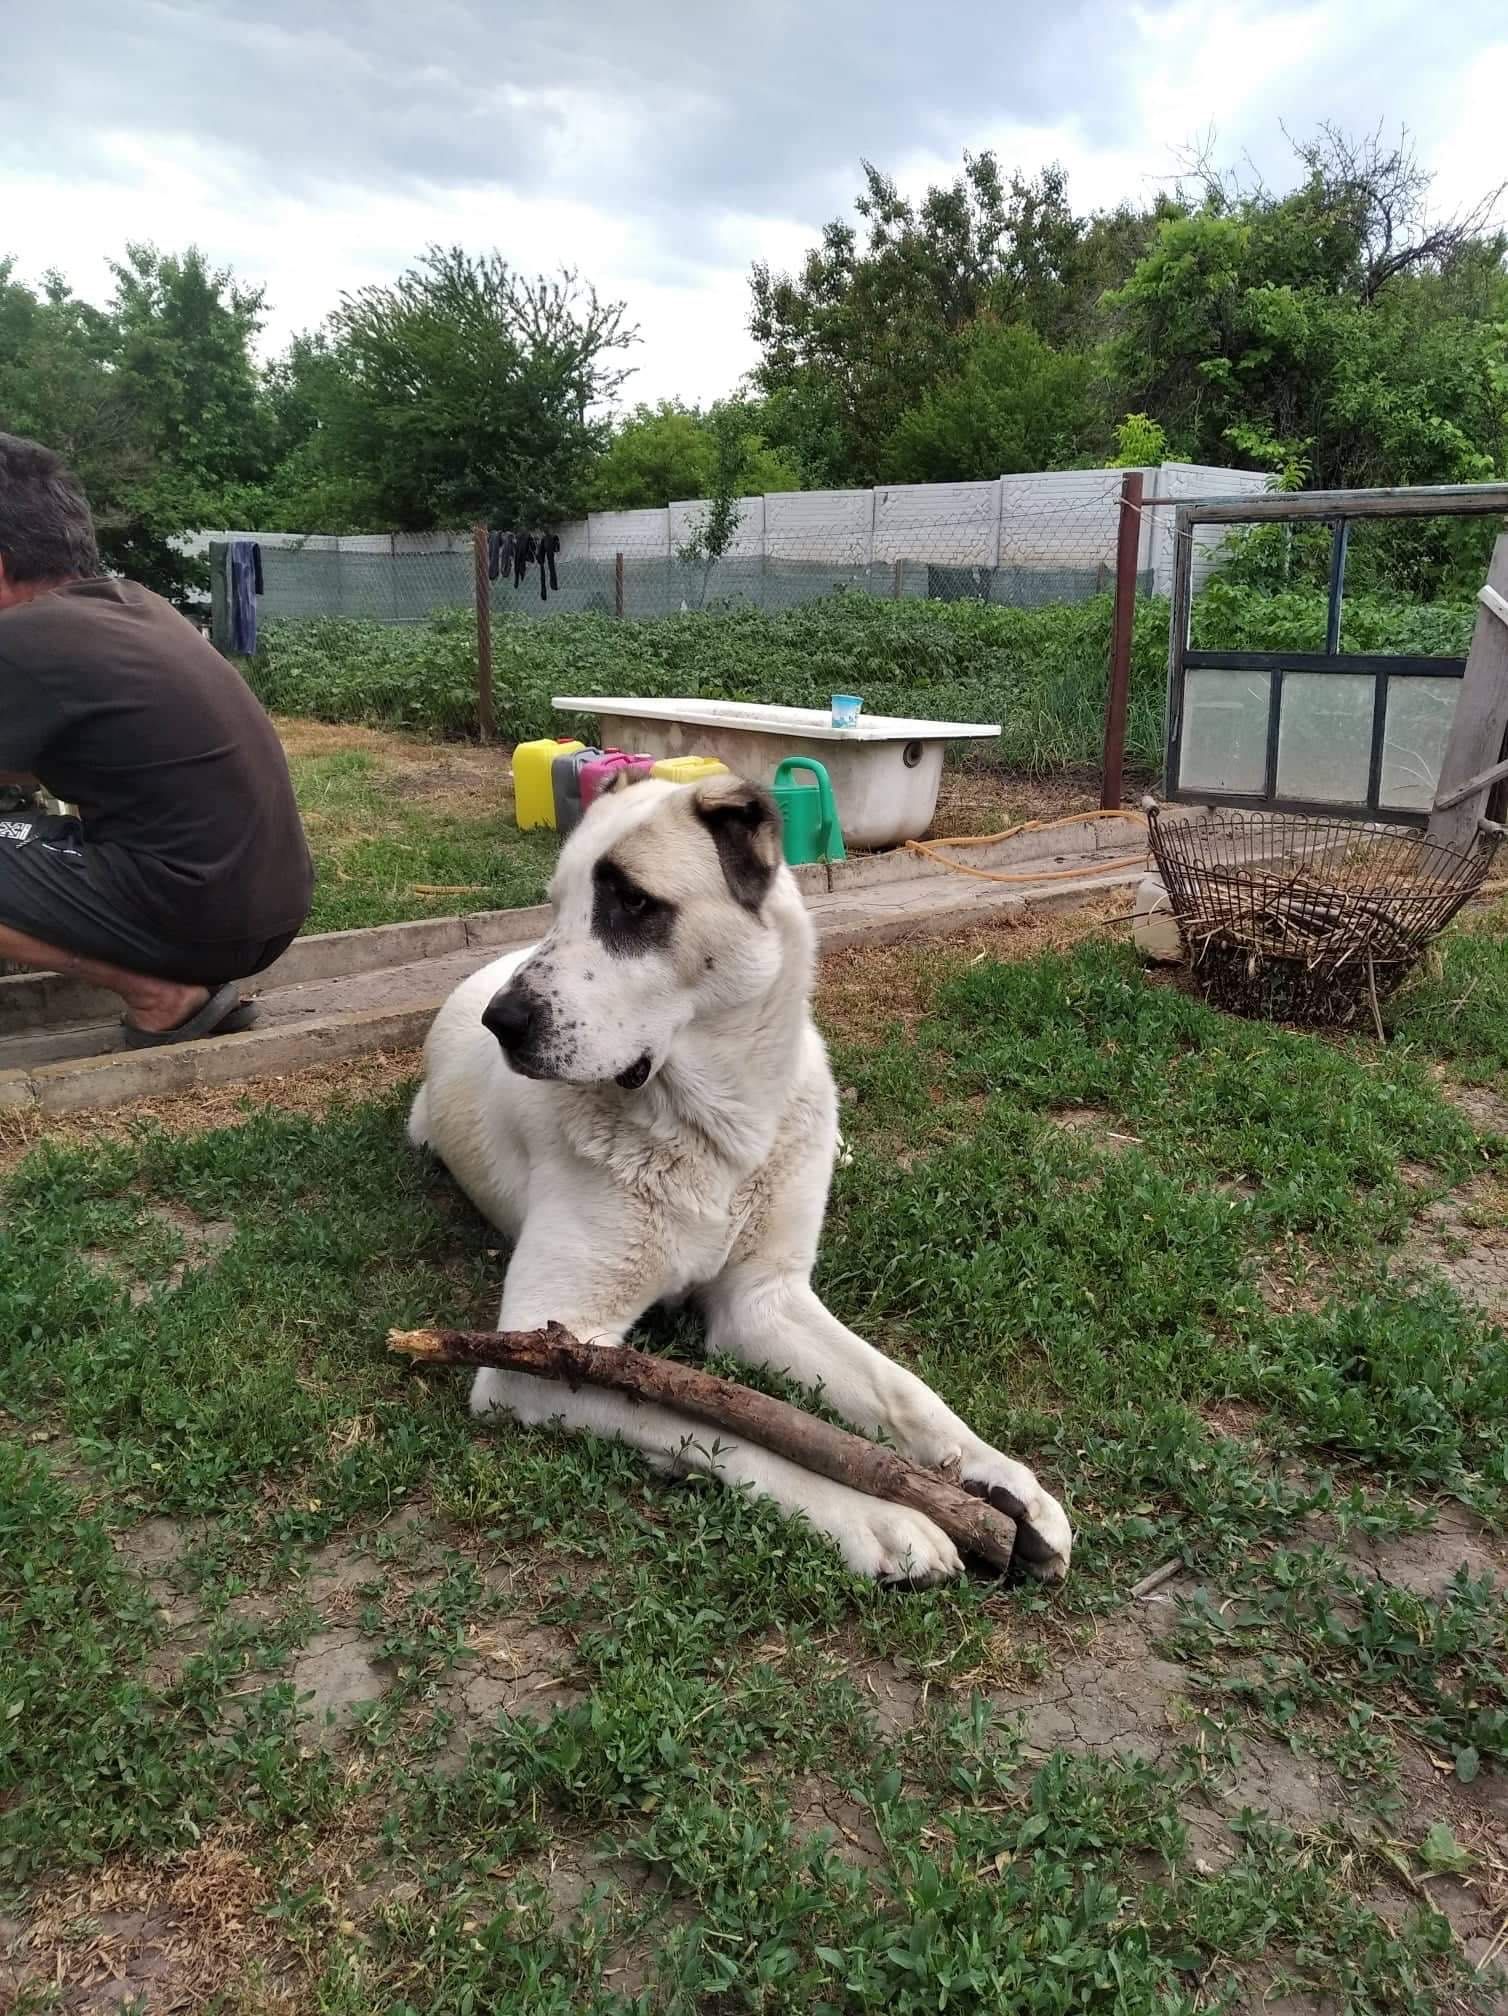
[693,775,782,912]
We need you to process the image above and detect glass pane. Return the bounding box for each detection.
[1381,678,1459,813]
[1276,673,1374,805]
[1179,670,1271,793]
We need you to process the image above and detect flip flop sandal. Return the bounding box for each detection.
[120,981,259,1049]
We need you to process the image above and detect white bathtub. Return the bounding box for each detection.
[552,696,1000,850]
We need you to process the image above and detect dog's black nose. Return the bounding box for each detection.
[482,985,537,1053]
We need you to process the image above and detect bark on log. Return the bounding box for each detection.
[388,1322,1019,1573]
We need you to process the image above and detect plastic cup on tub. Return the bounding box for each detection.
[830,694,863,729]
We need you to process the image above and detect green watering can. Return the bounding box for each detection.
[772,756,846,866]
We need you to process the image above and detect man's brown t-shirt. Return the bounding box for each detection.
[0,577,313,943]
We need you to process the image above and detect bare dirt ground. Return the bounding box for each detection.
[16,1476,1507,2011]
[928,765,1116,838]
[274,718,517,817]
[279,717,1121,841]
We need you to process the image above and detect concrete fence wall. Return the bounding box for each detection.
[184,460,1272,625]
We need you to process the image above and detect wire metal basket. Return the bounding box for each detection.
[1145,807,1498,1031]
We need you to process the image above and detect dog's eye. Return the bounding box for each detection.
[592,861,673,955]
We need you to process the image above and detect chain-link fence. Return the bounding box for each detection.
[199,464,1271,636]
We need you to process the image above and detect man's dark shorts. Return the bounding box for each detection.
[0,815,297,985]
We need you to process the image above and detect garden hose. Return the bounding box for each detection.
[903,807,1150,885]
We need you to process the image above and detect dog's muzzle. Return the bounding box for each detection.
[482,982,553,1076]
[615,1053,652,1091]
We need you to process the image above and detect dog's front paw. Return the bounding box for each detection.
[469,1368,506,1418]
[838,1501,963,1586]
[961,1460,1073,1582]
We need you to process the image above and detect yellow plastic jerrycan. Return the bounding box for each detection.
[513,737,583,830]
[650,755,729,786]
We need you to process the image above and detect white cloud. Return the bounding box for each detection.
[2,135,782,407]
[3,0,1503,416]
[1428,42,1508,221]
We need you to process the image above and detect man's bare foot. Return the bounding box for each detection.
[120,979,209,1035]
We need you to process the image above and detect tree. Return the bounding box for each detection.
[674,406,761,607]
[1107,127,1508,492]
[588,400,715,510]
[882,320,1110,481]
[1185,123,1507,304]
[0,247,286,601]
[0,261,135,490]
[212,334,373,533]
[109,245,270,495]
[751,153,1013,483]
[586,397,804,510]
[309,247,635,529]
[1106,413,1168,469]
[0,257,220,603]
[750,154,1153,483]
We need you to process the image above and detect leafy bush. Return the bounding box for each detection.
[247,583,1476,776]
[1192,579,1475,657]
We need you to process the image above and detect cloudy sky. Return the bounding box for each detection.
[4,0,1505,408]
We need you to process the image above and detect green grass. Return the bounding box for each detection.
[3,937,1507,2008]
[1391,904,1508,1084]
[289,745,556,932]
[247,583,1475,780]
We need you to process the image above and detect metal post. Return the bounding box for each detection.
[1325,518,1350,655]
[892,558,903,600]
[472,524,495,743]
[1101,470,1144,810]
[614,551,625,619]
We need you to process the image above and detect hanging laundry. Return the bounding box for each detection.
[513,532,537,589]
[488,530,516,584]
[538,531,561,599]
[228,540,261,655]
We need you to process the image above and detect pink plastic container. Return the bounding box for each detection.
[579,749,654,813]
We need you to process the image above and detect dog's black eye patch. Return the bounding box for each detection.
[592,858,675,957]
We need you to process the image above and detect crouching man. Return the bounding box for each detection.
[0,433,312,1042]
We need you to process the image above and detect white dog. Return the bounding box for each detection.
[409,771,1071,1584]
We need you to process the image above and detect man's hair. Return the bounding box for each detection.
[0,432,101,584]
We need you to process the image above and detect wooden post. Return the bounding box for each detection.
[1101,470,1144,811]
[615,551,625,619]
[1428,536,1508,851]
[472,524,496,743]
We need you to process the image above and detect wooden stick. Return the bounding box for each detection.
[389,1323,1020,1573]
[1129,1557,1184,1601]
